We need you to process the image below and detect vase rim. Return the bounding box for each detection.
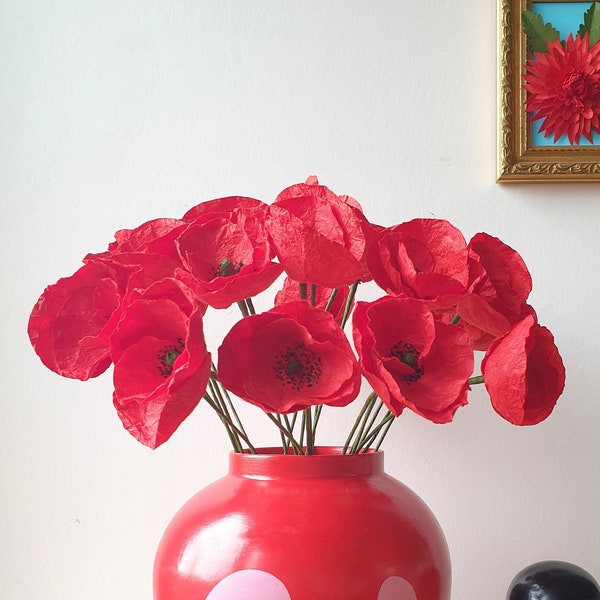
[229,446,385,479]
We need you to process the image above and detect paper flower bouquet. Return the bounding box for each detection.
[28,177,566,453]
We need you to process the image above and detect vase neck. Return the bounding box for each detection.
[229,446,384,479]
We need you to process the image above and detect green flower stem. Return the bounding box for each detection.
[356,411,396,453]
[349,393,380,454]
[450,314,461,325]
[373,414,395,451]
[313,404,323,435]
[237,300,250,318]
[266,413,303,454]
[299,410,306,448]
[207,378,241,451]
[304,407,314,455]
[210,367,253,450]
[274,415,290,454]
[203,392,256,453]
[340,280,359,329]
[299,282,307,300]
[343,391,378,453]
[245,297,256,315]
[468,375,485,385]
[324,288,339,312]
[310,284,317,307]
[354,399,384,451]
[283,413,298,453]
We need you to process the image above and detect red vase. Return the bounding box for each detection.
[153,447,451,600]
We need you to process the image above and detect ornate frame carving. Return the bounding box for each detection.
[497,0,600,182]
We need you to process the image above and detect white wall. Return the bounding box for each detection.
[2,1,599,598]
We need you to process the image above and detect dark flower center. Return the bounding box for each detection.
[157,338,185,378]
[274,343,322,391]
[212,257,244,278]
[390,340,424,383]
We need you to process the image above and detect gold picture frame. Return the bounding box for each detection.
[497,0,600,182]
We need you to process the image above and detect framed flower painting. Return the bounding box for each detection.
[497,0,600,182]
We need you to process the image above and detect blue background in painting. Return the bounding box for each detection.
[530,2,600,146]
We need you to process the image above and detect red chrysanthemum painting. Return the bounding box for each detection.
[524,33,600,144]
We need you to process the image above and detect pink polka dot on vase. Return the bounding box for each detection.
[378,575,417,600]
[206,569,291,600]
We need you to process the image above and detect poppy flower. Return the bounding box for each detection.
[524,33,600,144]
[176,208,283,309]
[267,178,375,287]
[481,315,565,426]
[109,286,211,448]
[455,233,535,350]
[28,261,120,380]
[353,296,473,423]
[182,195,268,222]
[274,276,351,325]
[367,219,470,300]
[88,218,188,264]
[217,301,361,414]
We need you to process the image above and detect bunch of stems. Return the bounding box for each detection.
[205,282,486,455]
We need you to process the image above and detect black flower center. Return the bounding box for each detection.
[390,340,424,383]
[274,343,322,391]
[157,338,185,378]
[212,257,244,278]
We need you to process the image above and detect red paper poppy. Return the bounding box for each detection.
[367,219,469,300]
[267,178,375,287]
[455,233,535,350]
[176,208,283,309]
[28,261,120,380]
[217,301,361,414]
[109,287,211,448]
[274,276,351,325]
[524,33,600,144]
[182,196,268,222]
[89,218,188,264]
[353,296,473,422]
[481,315,565,426]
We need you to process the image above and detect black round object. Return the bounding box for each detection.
[507,561,600,600]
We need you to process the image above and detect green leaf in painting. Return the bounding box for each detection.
[522,10,560,53]
[578,2,600,47]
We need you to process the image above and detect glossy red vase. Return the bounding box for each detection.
[153,447,451,599]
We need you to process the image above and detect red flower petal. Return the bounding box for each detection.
[111,299,211,448]
[481,315,565,425]
[274,277,351,325]
[182,196,268,223]
[367,219,469,299]
[353,296,473,422]
[177,211,283,309]
[267,179,375,287]
[217,301,361,413]
[28,262,120,380]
